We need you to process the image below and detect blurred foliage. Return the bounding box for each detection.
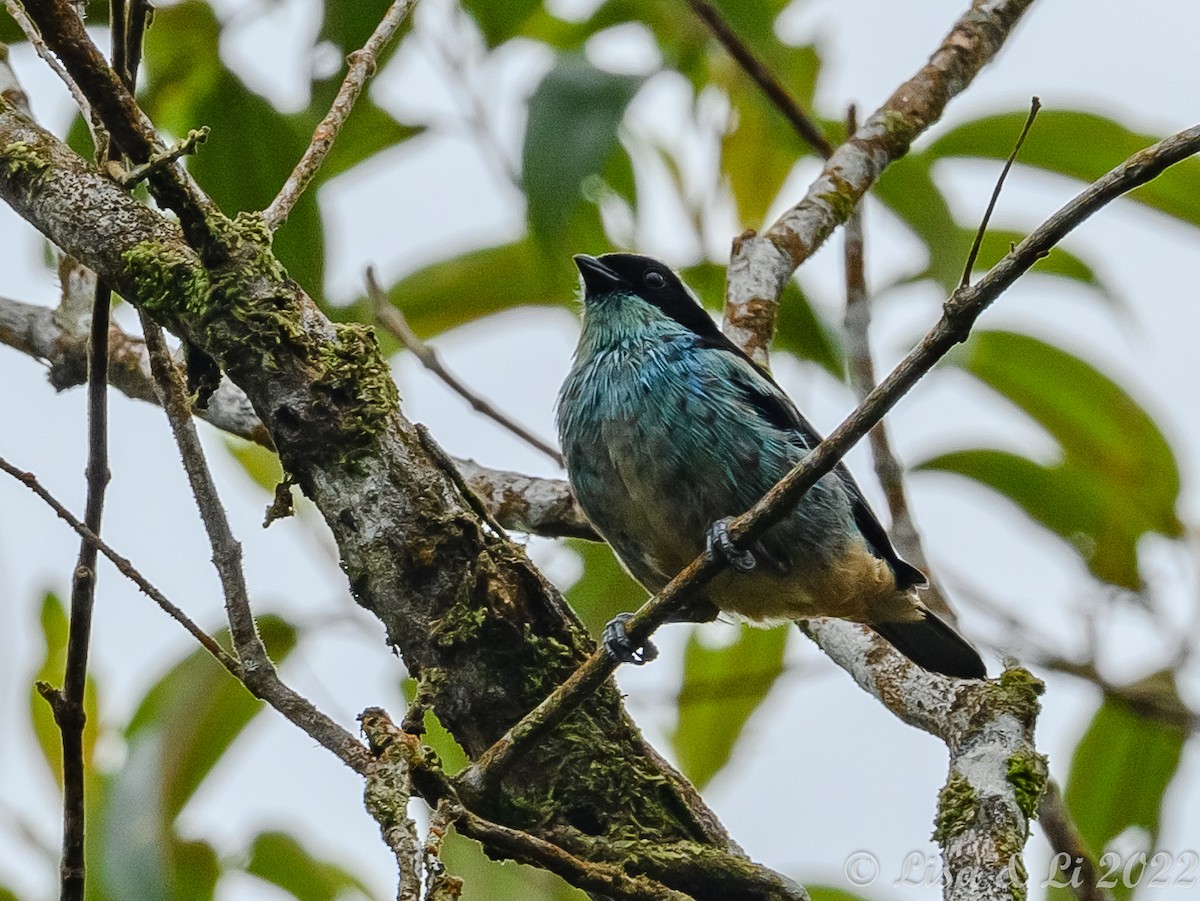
[3,0,1196,898]
[1050,673,1188,901]
[671,624,788,789]
[919,330,1183,589]
[22,595,370,900]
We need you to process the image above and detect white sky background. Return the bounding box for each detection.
[2,0,1199,898]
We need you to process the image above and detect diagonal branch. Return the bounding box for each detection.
[685,0,833,157]
[263,0,417,230]
[723,0,1037,362]
[19,0,223,253]
[368,268,563,466]
[461,124,1200,899]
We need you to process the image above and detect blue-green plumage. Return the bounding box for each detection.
[557,253,986,679]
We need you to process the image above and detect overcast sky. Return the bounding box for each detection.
[2,1,1199,899]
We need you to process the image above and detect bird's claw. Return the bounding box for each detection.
[602,613,659,665]
[705,517,756,572]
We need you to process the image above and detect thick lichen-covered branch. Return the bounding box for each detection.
[0,103,794,900]
[723,0,1037,361]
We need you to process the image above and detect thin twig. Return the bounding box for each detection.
[960,96,1041,287]
[685,0,833,158]
[112,126,208,187]
[139,315,267,664]
[4,0,102,147]
[0,454,238,671]
[19,0,222,253]
[840,105,952,619]
[263,0,417,229]
[50,271,109,901]
[138,314,373,772]
[459,123,1200,792]
[1038,779,1115,901]
[369,268,563,466]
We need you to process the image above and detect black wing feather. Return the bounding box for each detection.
[721,345,926,590]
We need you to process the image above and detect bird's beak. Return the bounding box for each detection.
[574,254,624,296]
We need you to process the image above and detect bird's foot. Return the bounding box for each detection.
[705,517,756,572]
[602,613,659,665]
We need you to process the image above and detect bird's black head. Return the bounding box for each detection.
[573,253,722,342]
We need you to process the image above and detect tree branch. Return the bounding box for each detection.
[263,0,417,230]
[1,96,795,900]
[685,0,833,158]
[368,268,563,466]
[461,124,1200,899]
[723,0,1037,362]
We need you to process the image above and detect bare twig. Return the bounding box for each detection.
[139,316,267,663]
[723,0,1036,363]
[0,454,238,671]
[19,0,222,252]
[112,126,209,188]
[138,313,371,770]
[685,0,833,158]
[1038,779,1115,901]
[840,105,952,620]
[369,268,563,466]
[263,0,417,229]
[960,97,1041,287]
[4,1,101,145]
[460,124,1200,822]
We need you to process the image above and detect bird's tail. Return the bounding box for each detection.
[870,610,986,679]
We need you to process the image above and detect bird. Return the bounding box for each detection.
[556,252,986,680]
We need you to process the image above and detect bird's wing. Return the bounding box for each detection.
[702,335,927,590]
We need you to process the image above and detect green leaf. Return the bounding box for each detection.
[98,618,296,900]
[224,438,284,495]
[961,229,1116,304]
[772,278,845,379]
[924,110,1200,230]
[720,46,824,225]
[439,829,586,901]
[170,839,222,901]
[141,4,325,297]
[670,624,788,789]
[522,55,644,246]
[244,831,371,901]
[874,154,963,289]
[1055,673,1187,901]
[30,592,100,787]
[562,538,646,637]
[808,888,877,901]
[919,331,1182,588]
[464,0,543,47]
[877,157,1115,300]
[124,616,297,820]
[363,239,580,340]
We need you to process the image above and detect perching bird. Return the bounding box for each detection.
[556,253,986,680]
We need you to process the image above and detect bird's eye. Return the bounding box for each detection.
[644,271,667,289]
